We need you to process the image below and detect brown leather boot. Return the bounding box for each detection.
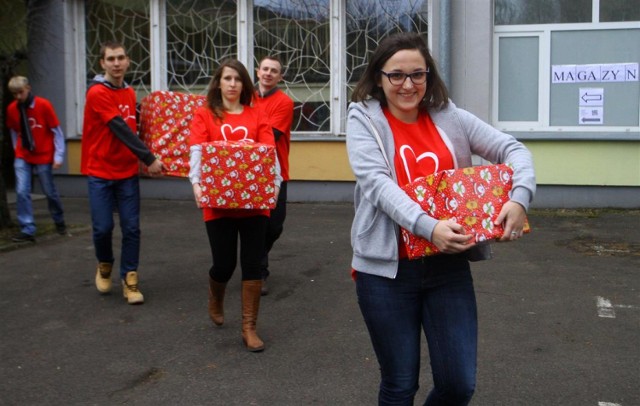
[208,278,226,326]
[241,280,265,352]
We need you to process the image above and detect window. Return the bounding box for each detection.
[166,1,237,90]
[346,1,429,95]
[495,0,591,25]
[493,0,640,137]
[84,0,430,136]
[497,36,539,122]
[495,0,640,25]
[85,0,151,94]
[600,0,640,22]
[254,0,332,132]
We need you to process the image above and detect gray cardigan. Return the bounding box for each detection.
[346,99,536,279]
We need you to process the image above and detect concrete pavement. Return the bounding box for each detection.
[1,197,639,405]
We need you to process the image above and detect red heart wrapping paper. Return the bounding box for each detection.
[139,90,206,177]
[199,141,277,210]
[401,163,530,259]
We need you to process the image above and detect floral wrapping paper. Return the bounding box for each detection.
[139,90,206,177]
[199,141,277,210]
[401,163,530,259]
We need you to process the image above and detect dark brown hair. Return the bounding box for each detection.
[99,41,127,60]
[206,59,256,120]
[351,32,449,111]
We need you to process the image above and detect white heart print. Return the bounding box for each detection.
[221,124,249,141]
[399,145,439,183]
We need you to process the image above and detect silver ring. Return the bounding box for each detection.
[511,232,518,236]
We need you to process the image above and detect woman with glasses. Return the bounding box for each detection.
[346,32,535,405]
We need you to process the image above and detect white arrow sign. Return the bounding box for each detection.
[580,88,604,106]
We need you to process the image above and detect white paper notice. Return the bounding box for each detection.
[579,107,603,125]
[578,88,604,125]
[552,62,639,83]
[579,88,604,106]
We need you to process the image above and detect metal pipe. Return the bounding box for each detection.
[438,0,451,90]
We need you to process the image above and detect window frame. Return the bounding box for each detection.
[69,0,432,139]
[493,20,640,140]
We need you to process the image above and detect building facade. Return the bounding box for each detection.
[26,0,640,207]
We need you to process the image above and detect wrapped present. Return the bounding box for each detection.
[199,140,277,210]
[139,90,206,177]
[401,163,530,259]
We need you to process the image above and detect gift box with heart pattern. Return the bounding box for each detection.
[199,141,277,210]
[401,163,530,258]
[140,90,206,177]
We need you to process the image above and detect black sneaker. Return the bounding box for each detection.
[55,222,67,235]
[12,232,35,243]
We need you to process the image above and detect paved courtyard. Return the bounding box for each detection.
[1,197,638,405]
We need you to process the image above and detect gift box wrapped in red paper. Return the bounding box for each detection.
[139,90,206,177]
[199,141,277,210]
[401,163,530,259]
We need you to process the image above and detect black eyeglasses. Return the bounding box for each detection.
[380,69,430,86]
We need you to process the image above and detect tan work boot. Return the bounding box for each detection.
[122,271,144,304]
[208,278,226,326]
[95,262,113,293]
[241,280,265,352]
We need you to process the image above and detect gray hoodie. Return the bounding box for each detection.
[346,99,536,278]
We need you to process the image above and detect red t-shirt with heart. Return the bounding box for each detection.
[81,84,139,179]
[384,108,455,187]
[6,96,60,164]
[384,108,455,258]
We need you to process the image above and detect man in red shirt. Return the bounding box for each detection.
[6,76,67,243]
[81,41,163,305]
[254,56,294,295]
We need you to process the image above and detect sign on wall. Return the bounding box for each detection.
[549,29,640,128]
[552,63,639,84]
[578,88,604,125]
[552,63,637,126]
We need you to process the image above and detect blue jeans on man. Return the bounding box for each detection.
[87,176,141,280]
[356,254,477,405]
[14,157,65,237]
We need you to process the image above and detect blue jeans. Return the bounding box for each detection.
[87,176,141,279]
[14,158,65,235]
[356,255,477,406]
